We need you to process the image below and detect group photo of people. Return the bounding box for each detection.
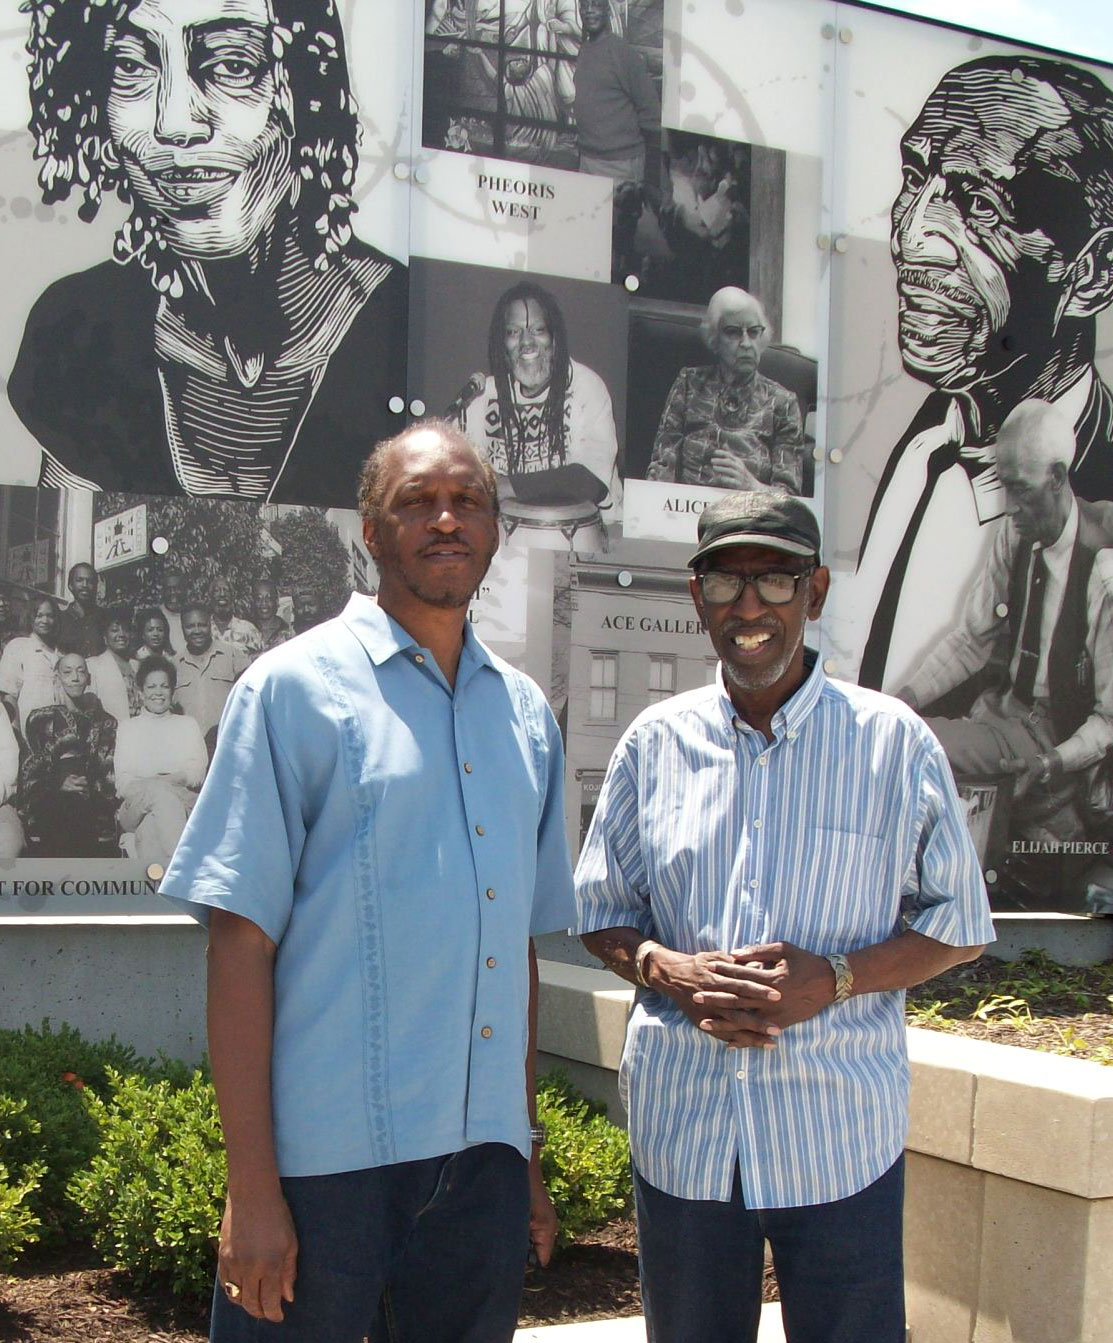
[0,489,364,867]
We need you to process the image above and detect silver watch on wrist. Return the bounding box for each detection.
[825,952,853,1003]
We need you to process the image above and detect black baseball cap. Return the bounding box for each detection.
[688,490,821,568]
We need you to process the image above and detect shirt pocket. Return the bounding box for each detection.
[769,828,895,951]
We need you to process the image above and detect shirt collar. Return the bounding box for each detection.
[715,646,827,739]
[1039,496,1078,564]
[339,592,496,678]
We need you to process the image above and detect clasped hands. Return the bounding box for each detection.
[647,942,836,1049]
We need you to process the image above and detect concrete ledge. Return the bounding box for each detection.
[989,913,1113,967]
[0,916,208,1061]
[537,960,633,1073]
[908,1027,1113,1198]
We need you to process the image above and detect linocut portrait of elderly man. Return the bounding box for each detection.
[855,56,1113,690]
[8,0,407,507]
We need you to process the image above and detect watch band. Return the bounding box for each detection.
[529,1122,547,1148]
[633,940,658,988]
[825,952,853,1003]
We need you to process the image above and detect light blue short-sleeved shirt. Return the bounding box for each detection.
[575,653,996,1208]
[161,594,575,1177]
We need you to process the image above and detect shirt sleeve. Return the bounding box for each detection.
[568,362,621,505]
[573,726,654,936]
[1055,548,1113,773]
[769,384,804,494]
[647,369,691,482]
[0,707,18,805]
[617,39,660,135]
[0,642,23,698]
[528,690,577,936]
[902,733,996,948]
[904,518,1015,705]
[181,716,210,790]
[159,680,307,945]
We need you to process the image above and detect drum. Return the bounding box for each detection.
[499,498,608,553]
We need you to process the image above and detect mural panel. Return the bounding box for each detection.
[0,0,1110,919]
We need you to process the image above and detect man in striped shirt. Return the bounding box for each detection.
[575,490,995,1343]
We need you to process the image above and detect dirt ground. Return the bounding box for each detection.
[2,953,1109,1340]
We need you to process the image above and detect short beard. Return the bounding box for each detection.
[721,622,804,694]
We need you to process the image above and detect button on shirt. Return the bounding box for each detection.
[161,595,575,1177]
[575,653,994,1209]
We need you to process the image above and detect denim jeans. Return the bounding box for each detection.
[209,1142,529,1343]
[634,1156,906,1343]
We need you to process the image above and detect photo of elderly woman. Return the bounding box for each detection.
[646,286,806,493]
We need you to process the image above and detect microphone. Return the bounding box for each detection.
[444,371,487,420]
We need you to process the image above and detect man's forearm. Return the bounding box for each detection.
[527,939,541,1124]
[845,927,984,996]
[207,909,281,1194]
[580,926,648,986]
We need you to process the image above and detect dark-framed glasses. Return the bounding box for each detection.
[696,568,814,606]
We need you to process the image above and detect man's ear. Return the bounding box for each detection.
[362,516,380,561]
[689,574,706,624]
[806,566,830,621]
[1058,228,1113,322]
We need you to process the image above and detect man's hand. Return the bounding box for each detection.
[646,945,784,1048]
[527,1160,558,1267]
[692,942,836,1030]
[708,445,764,491]
[1000,749,1063,798]
[217,1186,298,1323]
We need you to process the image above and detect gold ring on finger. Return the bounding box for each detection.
[224,1282,242,1300]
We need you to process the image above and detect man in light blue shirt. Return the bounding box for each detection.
[576,489,995,1343]
[161,421,575,1342]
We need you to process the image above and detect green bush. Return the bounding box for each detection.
[68,1067,225,1302]
[537,1070,632,1246]
[0,1021,144,1247]
[0,1095,45,1266]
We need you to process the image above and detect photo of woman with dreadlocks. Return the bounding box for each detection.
[7,0,407,507]
[452,279,622,547]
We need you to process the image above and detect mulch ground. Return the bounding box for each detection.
[2,953,1108,1339]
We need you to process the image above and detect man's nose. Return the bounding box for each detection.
[429,503,463,531]
[731,579,768,619]
[893,175,959,266]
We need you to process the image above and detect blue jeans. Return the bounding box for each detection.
[634,1156,906,1343]
[209,1143,529,1343]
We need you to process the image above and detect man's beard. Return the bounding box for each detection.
[383,539,498,612]
[721,621,804,694]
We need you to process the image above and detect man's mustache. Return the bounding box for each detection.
[896,265,983,312]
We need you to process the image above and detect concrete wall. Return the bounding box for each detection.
[0,916,207,1062]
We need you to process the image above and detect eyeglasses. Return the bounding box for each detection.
[696,568,814,606]
[719,324,766,342]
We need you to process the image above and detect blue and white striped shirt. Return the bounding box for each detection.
[575,653,994,1208]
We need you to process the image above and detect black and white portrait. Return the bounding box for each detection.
[0,483,369,861]
[7,0,408,507]
[423,0,662,175]
[853,56,1113,692]
[411,258,627,552]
